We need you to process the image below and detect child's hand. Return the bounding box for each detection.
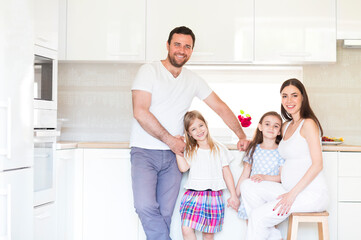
[227,196,240,211]
[250,174,265,183]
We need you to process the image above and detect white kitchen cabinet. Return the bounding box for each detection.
[338,203,361,239]
[322,151,338,240]
[34,203,57,240]
[255,0,336,63]
[337,152,361,239]
[34,0,59,50]
[146,0,254,63]
[56,148,83,240]
[66,0,145,60]
[83,149,138,240]
[337,0,361,39]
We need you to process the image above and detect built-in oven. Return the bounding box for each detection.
[33,129,58,207]
[33,45,58,207]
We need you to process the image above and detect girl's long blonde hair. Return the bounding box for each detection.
[183,110,219,160]
[244,111,283,165]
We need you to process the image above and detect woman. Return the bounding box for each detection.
[240,78,329,240]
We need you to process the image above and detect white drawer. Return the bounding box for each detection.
[34,202,57,240]
[339,152,361,177]
[338,203,361,239]
[338,177,361,201]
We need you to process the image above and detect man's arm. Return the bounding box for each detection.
[132,90,185,155]
[203,91,249,151]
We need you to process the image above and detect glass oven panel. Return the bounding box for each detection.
[34,55,53,101]
[34,142,54,193]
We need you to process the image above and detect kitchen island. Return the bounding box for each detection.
[56,142,361,239]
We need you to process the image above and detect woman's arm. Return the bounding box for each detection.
[223,165,240,210]
[235,162,252,197]
[274,119,323,215]
[176,155,190,172]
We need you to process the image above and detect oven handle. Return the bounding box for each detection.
[0,185,12,240]
[0,99,11,159]
[34,130,60,138]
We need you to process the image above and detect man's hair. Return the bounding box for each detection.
[167,26,196,49]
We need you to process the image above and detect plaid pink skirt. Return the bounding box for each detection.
[179,189,225,233]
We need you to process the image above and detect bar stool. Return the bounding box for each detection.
[287,211,329,240]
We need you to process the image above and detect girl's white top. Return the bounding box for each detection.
[278,120,328,193]
[184,142,234,191]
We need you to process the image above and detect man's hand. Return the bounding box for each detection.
[168,135,186,156]
[237,138,250,151]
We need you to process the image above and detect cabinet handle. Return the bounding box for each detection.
[36,37,50,43]
[34,154,50,158]
[108,53,140,56]
[279,52,311,57]
[0,185,12,240]
[35,212,51,220]
[0,99,12,159]
[192,52,215,56]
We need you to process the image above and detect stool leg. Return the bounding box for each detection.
[321,218,329,240]
[317,222,323,240]
[287,215,293,240]
[287,216,299,240]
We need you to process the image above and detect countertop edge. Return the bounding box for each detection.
[57,142,361,152]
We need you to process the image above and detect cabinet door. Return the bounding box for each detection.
[34,203,57,240]
[338,203,361,239]
[337,0,361,39]
[66,0,145,60]
[83,149,138,240]
[56,149,83,240]
[34,0,59,50]
[146,0,253,63]
[322,152,338,240]
[255,0,336,63]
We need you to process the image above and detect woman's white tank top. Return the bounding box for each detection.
[278,120,328,193]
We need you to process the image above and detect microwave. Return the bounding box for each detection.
[34,45,58,129]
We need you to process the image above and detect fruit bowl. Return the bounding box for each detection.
[322,136,344,145]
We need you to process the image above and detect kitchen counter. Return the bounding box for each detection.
[57,141,361,152]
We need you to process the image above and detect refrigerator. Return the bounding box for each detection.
[0,1,34,239]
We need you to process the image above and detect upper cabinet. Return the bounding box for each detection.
[34,0,59,50]
[254,0,336,63]
[59,0,337,63]
[65,0,145,61]
[146,0,254,63]
[337,0,361,39]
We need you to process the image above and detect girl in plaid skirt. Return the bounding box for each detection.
[176,110,240,240]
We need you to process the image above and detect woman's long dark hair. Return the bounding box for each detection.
[280,78,323,136]
[244,111,283,165]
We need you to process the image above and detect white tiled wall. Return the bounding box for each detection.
[58,42,361,145]
[304,40,361,145]
[58,63,141,141]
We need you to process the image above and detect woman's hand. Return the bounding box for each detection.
[273,191,297,216]
[250,174,265,183]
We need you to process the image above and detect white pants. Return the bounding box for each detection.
[240,179,328,240]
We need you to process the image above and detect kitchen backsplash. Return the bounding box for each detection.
[58,40,361,145]
[58,63,141,141]
[304,40,361,145]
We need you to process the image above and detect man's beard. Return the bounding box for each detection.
[168,53,188,68]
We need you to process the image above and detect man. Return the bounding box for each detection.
[130,26,249,240]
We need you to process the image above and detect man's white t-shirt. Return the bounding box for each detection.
[130,61,212,150]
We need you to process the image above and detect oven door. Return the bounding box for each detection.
[33,130,57,207]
